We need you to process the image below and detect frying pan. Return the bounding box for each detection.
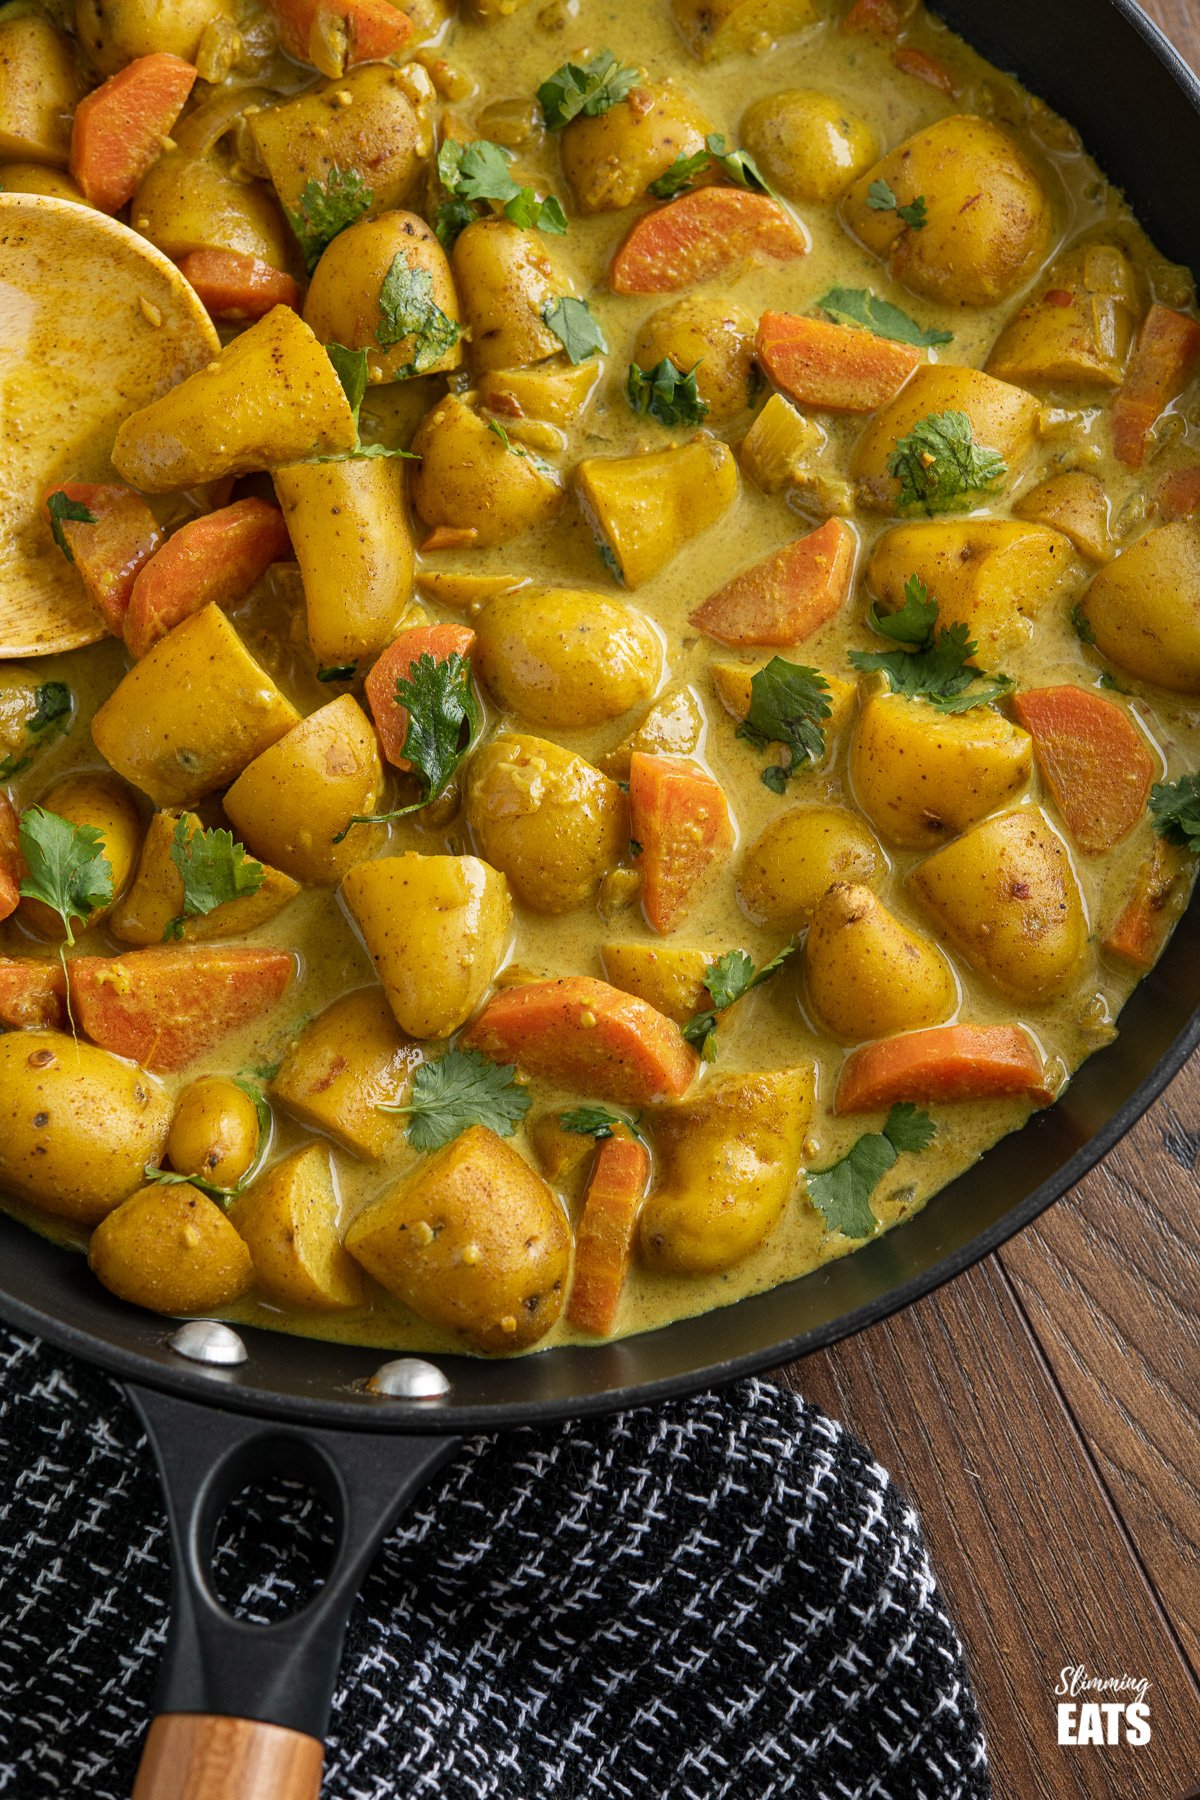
[3,3,1199,1794]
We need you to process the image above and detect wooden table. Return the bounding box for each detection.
[778,7,1200,1794]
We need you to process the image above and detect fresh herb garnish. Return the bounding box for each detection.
[434,194,478,250]
[434,138,568,246]
[144,1078,271,1205]
[46,491,98,562]
[162,817,265,942]
[17,806,112,946]
[0,682,73,780]
[286,166,373,272]
[818,286,953,348]
[542,295,608,363]
[849,577,1012,711]
[887,409,1007,514]
[326,343,368,423]
[560,1105,641,1140]
[537,50,640,131]
[646,146,710,200]
[376,256,461,374]
[1149,773,1200,853]
[380,1047,530,1151]
[626,357,709,427]
[735,657,832,792]
[1070,599,1097,646]
[867,179,928,229]
[317,663,357,682]
[807,1104,935,1240]
[334,651,481,839]
[647,132,770,199]
[682,943,795,1060]
[487,418,528,457]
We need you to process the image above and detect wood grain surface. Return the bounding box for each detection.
[779,9,1200,1795]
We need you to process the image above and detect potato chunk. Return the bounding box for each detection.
[737,805,882,929]
[410,393,563,548]
[599,942,719,1026]
[232,1146,363,1311]
[560,80,710,214]
[1076,522,1200,693]
[576,438,738,588]
[1013,472,1112,564]
[987,243,1140,390]
[452,218,574,374]
[671,0,816,62]
[475,586,661,729]
[805,883,957,1041]
[269,988,422,1159]
[851,364,1040,515]
[850,692,1032,850]
[111,811,299,947]
[76,0,224,75]
[250,64,424,228]
[345,1125,570,1352]
[89,1184,253,1314]
[0,14,79,165]
[465,734,627,914]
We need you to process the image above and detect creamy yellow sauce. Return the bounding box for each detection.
[3,0,1200,1356]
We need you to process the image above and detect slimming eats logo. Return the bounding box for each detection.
[1055,1665,1151,1746]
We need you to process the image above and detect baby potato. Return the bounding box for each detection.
[632,298,758,426]
[559,80,711,215]
[345,1124,570,1353]
[0,162,92,204]
[908,806,1089,1001]
[0,14,79,165]
[452,218,575,374]
[477,360,601,429]
[75,0,225,76]
[341,853,512,1038]
[231,1145,363,1311]
[842,115,1053,307]
[466,733,627,914]
[475,586,661,729]
[1013,471,1112,564]
[133,143,291,268]
[850,692,1033,850]
[20,772,141,939]
[250,65,425,229]
[1076,521,1200,692]
[805,883,957,1042]
[987,242,1141,391]
[599,941,717,1025]
[223,696,385,885]
[410,393,563,547]
[303,212,462,385]
[576,438,738,588]
[167,1077,263,1190]
[740,88,877,203]
[0,1031,170,1226]
[851,364,1041,515]
[640,1066,813,1276]
[89,1184,253,1315]
[111,812,300,947]
[270,988,423,1159]
[671,0,816,62]
[867,519,1077,661]
[274,455,416,665]
[737,805,882,930]
[598,684,705,781]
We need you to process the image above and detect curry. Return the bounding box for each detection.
[1,0,1199,1358]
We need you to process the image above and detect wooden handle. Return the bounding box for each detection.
[131,1714,324,1800]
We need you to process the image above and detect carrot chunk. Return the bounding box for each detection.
[567,1133,652,1336]
[0,956,67,1031]
[176,250,302,323]
[69,53,197,213]
[263,0,412,73]
[610,189,807,296]
[1111,304,1200,470]
[689,517,857,648]
[835,1025,1048,1114]
[756,312,921,413]
[43,482,164,635]
[1103,837,1196,968]
[123,499,293,659]
[364,623,477,770]
[1157,463,1200,522]
[628,752,734,935]
[1010,685,1153,855]
[841,0,907,36]
[892,46,958,92]
[0,793,23,922]
[69,946,295,1073]
[463,976,699,1104]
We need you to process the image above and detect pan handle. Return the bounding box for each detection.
[126,1382,461,1800]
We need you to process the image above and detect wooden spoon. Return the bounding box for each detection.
[0,194,219,659]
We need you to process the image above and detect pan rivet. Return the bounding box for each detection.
[367,1357,450,1399]
[167,1321,248,1367]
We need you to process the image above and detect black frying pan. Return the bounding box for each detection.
[3,4,1199,1794]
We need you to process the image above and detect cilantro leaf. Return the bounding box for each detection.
[487,418,527,457]
[0,682,73,781]
[735,657,832,790]
[326,343,368,423]
[560,1105,640,1140]
[435,138,568,241]
[504,190,568,233]
[334,651,481,839]
[807,1104,936,1239]
[317,662,357,682]
[887,409,1007,514]
[647,146,710,199]
[286,166,373,272]
[538,50,639,131]
[163,817,265,942]
[542,295,608,363]
[376,256,460,373]
[849,576,1013,711]
[703,133,770,193]
[818,286,953,348]
[1070,599,1097,646]
[1149,773,1200,853]
[382,1047,530,1151]
[434,194,478,249]
[626,358,709,427]
[682,942,795,1059]
[866,573,939,645]
[46,491,97,562]
[867,179,928,229]
[17,806,112,946]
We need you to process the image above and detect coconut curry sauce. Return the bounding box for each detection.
[2,0,1200,1357]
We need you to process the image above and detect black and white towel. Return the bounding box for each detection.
[0,1328,990,1798]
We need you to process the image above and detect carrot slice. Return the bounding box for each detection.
[892,46,958,92]
[364,623,477,770]
[1103,837,1196,968]
[1010,685,1153,855]
[610,189,807,296]
[0,956,67,1031]
[1157,463,1200,522]
[176,250,302,322]
[841,0,907,36]
[756,312,921,413]
[1111,304,1200,470]
[629,753,734,935]
[835,1025,1048,1114]
[462,976,698,1104]
[263,0,412,72]
[69,946,295,1072]
[0,793,23,922]
[689,517,857,648]
[567,1133,652,1336]
[69,53,197,213]
[123,499,293,659]
[43,482,164,635]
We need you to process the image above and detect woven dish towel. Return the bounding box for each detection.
[0,1327,989,1800]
